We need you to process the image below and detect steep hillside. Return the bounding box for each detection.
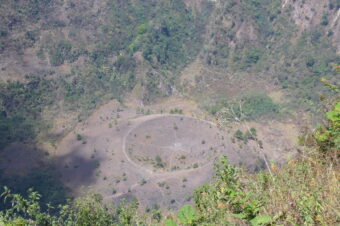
[181,0,339,122]
[0,0,339,149]
[0,0,211,149]
[0,0,339,222]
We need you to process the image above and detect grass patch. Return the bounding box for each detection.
[208,93,280,121]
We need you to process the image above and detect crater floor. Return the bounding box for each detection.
[47,99,297,210]
[125,115,233,172]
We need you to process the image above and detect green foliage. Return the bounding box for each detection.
[234,128,258,144]
[191,156,271,225]
[177,205,195,225]
[114,55,136,74]
[48,40,81,66]
[315,101,340,155]
[0,113,35,149]
[213,93,279,122]
[97,0,206,72]
[136,1,204,70]
[154,155,165,168]
[0,77,55,149]
[328,0,340,9]
[76,134,82,141]
[202,0,339,114]
[321,13,329,26]
[192,136,339,225]
[234,130,244,140]
[169,108,183,114]
[0,187,52,225]
[140,179,147,186]
[0,168,68,209]
[249,215,272,226]
[244,48,263,67]
[136,24,148,35]
[250,128,257,136]
[0,189,141,226]
[326,102,340,122]
[0,0,208,150]
[206,103,224,116]
[0,64,138,150]
[239,94,279,119]
[0,0,55,54]
[164,218,177,226]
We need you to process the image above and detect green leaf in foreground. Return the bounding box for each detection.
[178,205,195,225]
[326,111,340,122]
[335,102,340,112]
[164,218,177,226]
[250,215,272,226]
[233,213,248,219]
[326,101,340,122]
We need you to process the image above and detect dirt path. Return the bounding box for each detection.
[103,114,220,201]
[52,98,297,210]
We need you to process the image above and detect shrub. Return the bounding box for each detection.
[234,130,244,140]
[169,108,183,114]
[321,13,329,26]
[240,94,279,119]
[49,40,73,66]
[140,179,147,186]
[244,48,262,65]
[136,24,148,35]
[154,155,165,168]
[76,134,82,141]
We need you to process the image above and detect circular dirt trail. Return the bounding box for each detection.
[124,115,229,173]
[55,110,260,211]
[102,114,248,209]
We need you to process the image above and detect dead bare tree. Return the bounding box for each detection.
[216,100,274,178]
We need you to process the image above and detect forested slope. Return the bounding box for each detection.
[0,0,339,149]
[0,0,211,149]
[0,0,339,225]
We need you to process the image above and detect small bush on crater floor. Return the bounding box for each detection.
[140,179,147,186]
[169,108,183,114]
[76,134,82,141]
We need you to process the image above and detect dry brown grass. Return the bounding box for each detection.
[245,149,340,225]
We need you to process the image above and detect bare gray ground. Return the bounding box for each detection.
[0,99,297,212]
[0,99,298,211]
[53,102,264,210]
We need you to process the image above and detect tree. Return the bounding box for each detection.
[234,130,244,140]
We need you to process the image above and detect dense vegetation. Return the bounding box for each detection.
[0,77,54,148]
[198,0,339,117]
[0,0,210,149]
[207,92,280,121]
[0,167,68,210]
